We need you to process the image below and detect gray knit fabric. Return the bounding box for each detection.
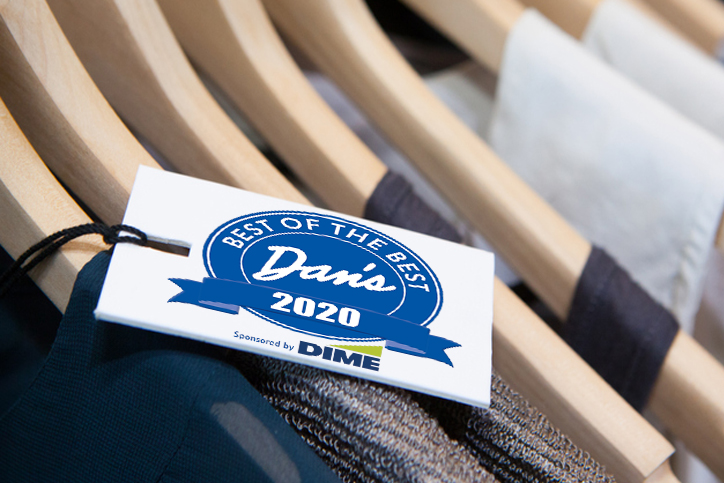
[229,173,615,482]
[233,353,615,483]
[417,372,616,483]
[233,352,498,483]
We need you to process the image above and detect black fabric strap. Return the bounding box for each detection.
[364,170,463,243]
[0,223,147,299]
[563,247,679,411]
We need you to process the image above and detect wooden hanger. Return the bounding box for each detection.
[512,0,724,59]
[637,0,724,55]
[514,0,603,38]
[399,0,524,74]
[0,0,304,306]
[0,96,103,311]
[261,0,724,480]
[155,0,386,217]
[45,0,304,206]
[401,2,724,258]
[0,0,159,224]
[263,0,592,326]
[0,2,684,481]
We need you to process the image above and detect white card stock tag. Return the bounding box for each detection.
[95,166,494,407]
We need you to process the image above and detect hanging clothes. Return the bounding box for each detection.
[306,71,521,286]
[487,9,724,332]
[582,0,724,143]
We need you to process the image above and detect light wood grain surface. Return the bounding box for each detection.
[0,97,102,310]
[0,0,158,224]
[517,0,602,38]
[640,0,724,54]
[157,0,385,217]
[400,0,524,73]
[46,0,305,205]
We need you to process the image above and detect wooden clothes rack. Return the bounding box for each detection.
[395,1,724,477]
[46,0,306,206]
[260,0,724,479]
[1,0,722,481]
[0,97,103,311]
[156,0,387,218]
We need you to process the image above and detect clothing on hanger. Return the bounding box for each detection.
[364,171,463,243]
[306,72,520,285]
[0,251,344,483]
[581,0,724,143]
[487,9,724,332]
[1,0,700,480]
[310,57,680,410]
[0,247,61,415]
[361,189,617,481]
[217,159,617,481]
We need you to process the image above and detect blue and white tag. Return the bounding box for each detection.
[95,167,494,407]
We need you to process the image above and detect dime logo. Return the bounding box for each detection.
[169,211,459,365]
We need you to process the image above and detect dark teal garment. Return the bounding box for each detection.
[0,250,342,483]
[0,247,60,414]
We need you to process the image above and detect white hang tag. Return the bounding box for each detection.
[96,166,494,407]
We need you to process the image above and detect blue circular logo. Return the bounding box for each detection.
[203,211,442,341]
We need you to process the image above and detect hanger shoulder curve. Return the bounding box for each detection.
[157,0,385,217]
[46,0,305,205]
[517,0,603,38]
[399,0,524,73]
[639,0,724,55]
[0,0,159,224]
[0,97,103,310]
[649,331,724,479]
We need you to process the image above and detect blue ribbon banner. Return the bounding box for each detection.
[169,277,459,366]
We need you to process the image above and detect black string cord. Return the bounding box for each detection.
[0,223,147,298]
